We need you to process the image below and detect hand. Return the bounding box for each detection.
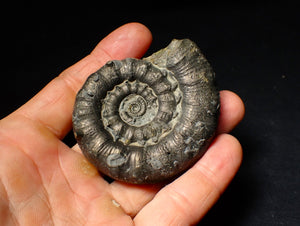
[0,23,244,225]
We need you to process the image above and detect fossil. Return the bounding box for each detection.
[72,39,220,184]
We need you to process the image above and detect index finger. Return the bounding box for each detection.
[12,23,152,139]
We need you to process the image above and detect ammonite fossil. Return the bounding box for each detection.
[72,39,220,184]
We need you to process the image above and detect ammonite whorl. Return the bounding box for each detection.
[72,39,220,184]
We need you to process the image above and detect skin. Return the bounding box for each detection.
[0,23,245,225]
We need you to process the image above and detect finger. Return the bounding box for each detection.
[217,90,245,134]
[134,134,242,225]
[13,22,152,139]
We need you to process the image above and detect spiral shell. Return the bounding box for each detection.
[72,39,220,184]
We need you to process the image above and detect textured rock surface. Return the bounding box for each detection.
[72,39,220,184]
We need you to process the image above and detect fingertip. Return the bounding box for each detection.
[124,22,153,42]
[193,133,243,190]
[209,133,243,172]
[92,22,152,61]
[229,134,243,163]
[123,22,153,58]
[217,90,245,134]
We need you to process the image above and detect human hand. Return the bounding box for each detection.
[0,23,244,225]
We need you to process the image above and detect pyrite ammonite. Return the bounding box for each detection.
[72,39,220,184]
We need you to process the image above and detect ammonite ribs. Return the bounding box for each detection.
[72,39,220,184]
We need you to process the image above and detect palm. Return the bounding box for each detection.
[0,121,135,224]
[0,23,244,225]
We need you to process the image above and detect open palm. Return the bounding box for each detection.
[0,23,244,225]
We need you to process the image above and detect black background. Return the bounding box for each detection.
[5,1,299,225]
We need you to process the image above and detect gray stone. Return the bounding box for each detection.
[72,39,220,184]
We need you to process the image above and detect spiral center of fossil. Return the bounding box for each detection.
[119,93,157,127]
[122,94,146,117]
